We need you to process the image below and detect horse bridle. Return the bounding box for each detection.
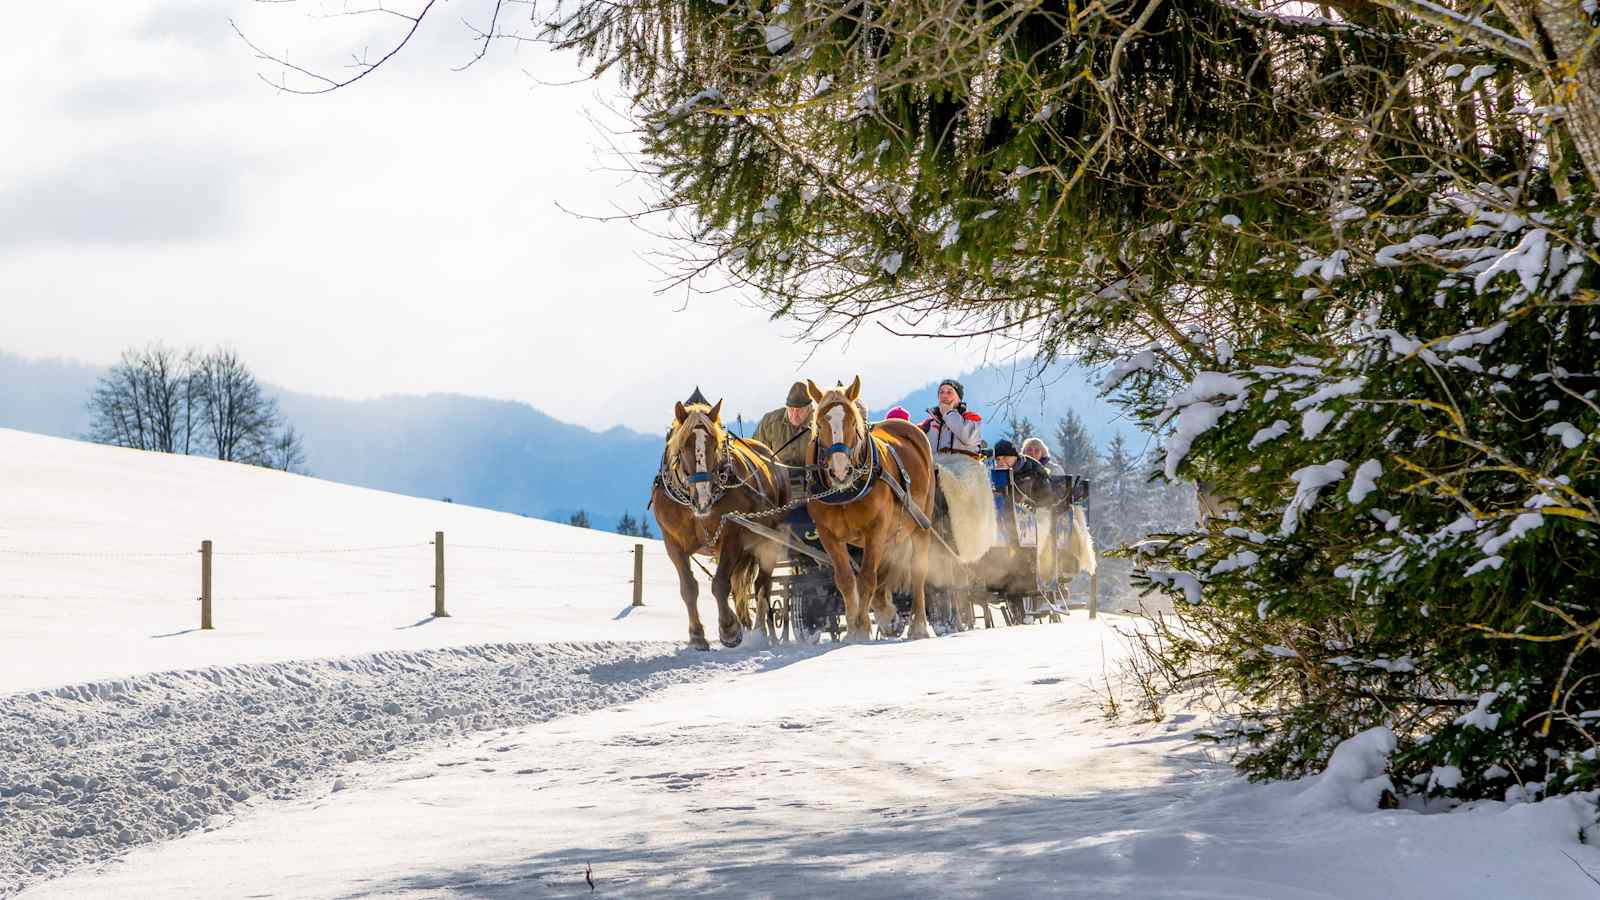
[812,398,871,484]
[659,412,737,514]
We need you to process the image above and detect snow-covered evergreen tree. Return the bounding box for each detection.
[1003,416,1037,446]
[1053,410,1101,481]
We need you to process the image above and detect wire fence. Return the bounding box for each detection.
[0,533,677,628]
[0,547,197,559]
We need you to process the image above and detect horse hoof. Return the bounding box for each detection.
[720,632,743,649]
[689,636,711,651]
[908,623,932,640]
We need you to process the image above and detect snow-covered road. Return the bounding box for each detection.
[25,622,1600,899]
[0,641,779,895]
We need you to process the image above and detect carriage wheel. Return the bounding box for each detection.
[785,566,842,644]
[766,589,790,643]
[958,591,976,631]
[1006,597,1027,626]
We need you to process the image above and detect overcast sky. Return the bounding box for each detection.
[1,1,1007,432]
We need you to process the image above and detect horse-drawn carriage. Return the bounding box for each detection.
[651,380,1098,649]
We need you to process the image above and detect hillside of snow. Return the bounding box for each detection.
[0,427,688,694]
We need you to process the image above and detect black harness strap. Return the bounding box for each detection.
[879,439,934,531]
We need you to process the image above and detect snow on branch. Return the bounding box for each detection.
[1362,0,1539,68]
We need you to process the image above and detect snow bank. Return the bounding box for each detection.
[26,625,1600,900]
[1289,726,1396,813]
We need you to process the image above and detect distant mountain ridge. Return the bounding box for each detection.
[0,351,1146,530]
[0,351,661,532]
[274,392,663,533]
[0,352,102,441]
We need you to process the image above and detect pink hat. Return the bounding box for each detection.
[886,406,911,421]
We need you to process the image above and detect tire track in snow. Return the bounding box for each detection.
[0,641,762,896]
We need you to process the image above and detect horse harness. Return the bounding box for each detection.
[808,421,936,532]
[807,419,882,506]
[654,415,773,512]
[655,405,951,557]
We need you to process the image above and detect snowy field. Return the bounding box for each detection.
[5,428,1600,898]
[0,428,690,694]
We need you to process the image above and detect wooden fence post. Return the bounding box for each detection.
[433,531,449,617]
[200,539,213,630]
[632,544,644,607]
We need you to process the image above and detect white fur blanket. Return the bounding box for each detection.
[934,455,996,563]
[1037,504,1097,587]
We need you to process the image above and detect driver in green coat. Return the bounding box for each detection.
[753,381,815,469]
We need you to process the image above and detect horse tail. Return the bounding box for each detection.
[729,551,760,629]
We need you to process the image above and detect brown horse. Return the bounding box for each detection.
[804,377,937,641]
[651,394,788,650]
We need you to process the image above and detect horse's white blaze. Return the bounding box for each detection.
[693,429,712,512]
[826,405,850,482]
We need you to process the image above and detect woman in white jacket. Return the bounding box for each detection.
[917,378,994,565]
[918,379,984,457]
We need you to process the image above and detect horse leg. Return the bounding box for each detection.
[873,583,899,639]
[908,530,933,640]
[751,567,774,648]
[710,553,743,648]
[666,541,710,650]
[858,535,892,640]
[817,528,862,642]
[734,582,753,631]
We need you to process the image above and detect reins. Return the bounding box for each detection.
[808,398,879,503]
